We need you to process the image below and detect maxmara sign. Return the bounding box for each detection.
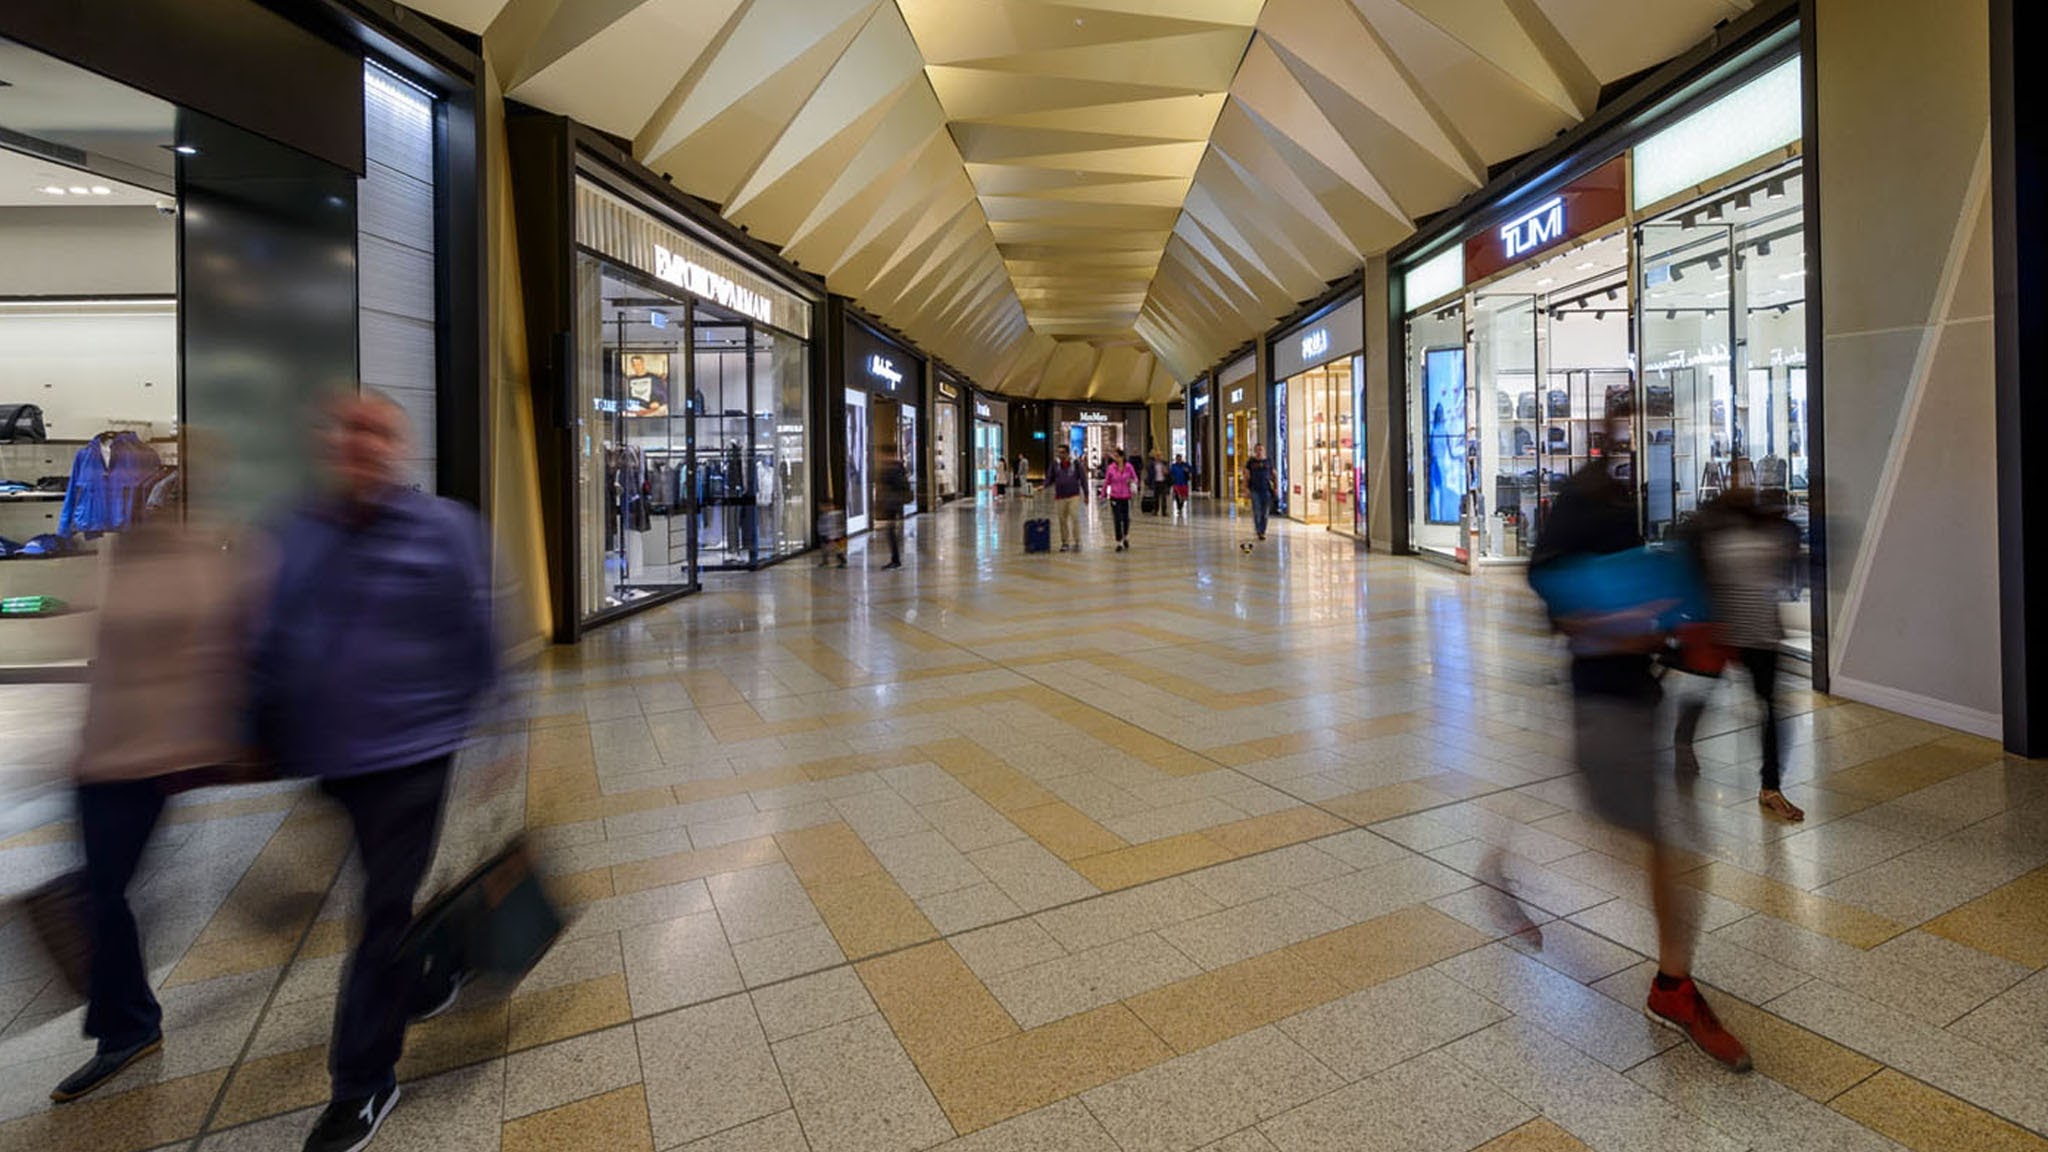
[652,245,774,325]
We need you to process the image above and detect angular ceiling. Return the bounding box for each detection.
[417,0,1751,400]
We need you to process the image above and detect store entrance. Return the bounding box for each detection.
[974,420,1004,498]
[1064,421,1123,474]
[1223,412,1257,507]
[1280,360,1356,528]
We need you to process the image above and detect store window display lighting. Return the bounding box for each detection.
[1269,295,1365,535]
[1395,42,1813,654]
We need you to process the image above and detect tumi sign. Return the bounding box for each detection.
[1464,156,1626,284]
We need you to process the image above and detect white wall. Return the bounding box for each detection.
[0,206,175,296]
[0,309,177,438]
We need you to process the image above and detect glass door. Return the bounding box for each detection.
[1637,221,1735,540]
[1472,295,1538,561]
[846,389,870,534]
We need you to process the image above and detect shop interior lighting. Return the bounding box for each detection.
[89,186,110,195]
[166,144,199,156]
[66,185,89,194]
[39,185,65,195]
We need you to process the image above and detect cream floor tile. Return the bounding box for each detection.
[638,995,790,1150]
[1714,914,1997,1027]
[1081,1027,1346,1152]
[677,1110,812,1152]
[1275,967,1508,1082]
[1626,1046,1902,1152]
[1259,1048,1534,1152]
[752,968,878,1044]
[926,1099,1118,1152]
[1031,877,1224,954]
[917,883,1026,934]
[1445,1019,1745,1152]
[711,863,829,944]
[771,1013,954,1152]
[1830,1069,2048,1152]
[1159,890,1352,971]
[870,831,993,900]
[986,932,1201,1029]
[502,1024,643,1121]
[1435,943,1676,1071]
[1300,855,1475,924]
[1180,844,1354,908]
[1949,968,2048,1073]
[620,910,745,1015]
[969,839,1099,913]
[1426,841,1615,918]
[733,924,847,989]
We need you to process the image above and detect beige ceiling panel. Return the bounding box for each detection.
[637,0,876,161]
[1246,104,1413,252]
[724,85,912,240]
[1395,0,1588,115]
[1206,103,1354,249]
[898,0,1248,64]
[1531,0,1748,81]
[1230,39,1407,224]
[925,68,1197,119]
[502,0,745,139]
[1258,0,1482,183]
[966,165,1177,196]
[960,29,1252,89]
[1067,0,1266,23]
[401,0,514,35]
[1352,0,1576,163]
[785,88,949,249]
[723,4,925,213]
[972,92,1227,139]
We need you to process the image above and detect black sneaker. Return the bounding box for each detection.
[51,1032,162,1102]
[303,1084,400,1152]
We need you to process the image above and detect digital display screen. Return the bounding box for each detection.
[1425,347,1467,525]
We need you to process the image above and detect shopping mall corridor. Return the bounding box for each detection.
[3,498,2046,1152]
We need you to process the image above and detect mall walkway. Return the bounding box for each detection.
[2,499,2046,1152]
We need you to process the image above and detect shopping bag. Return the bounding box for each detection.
[398,836,562,1011]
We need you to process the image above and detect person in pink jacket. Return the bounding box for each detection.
[1103,449,1140,551]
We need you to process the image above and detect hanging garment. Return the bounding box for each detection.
[58,432,161,536]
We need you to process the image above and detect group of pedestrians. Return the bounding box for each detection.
[1035,446,1196,553]
[58,393,496,1152]
[1532,408,1809,1076]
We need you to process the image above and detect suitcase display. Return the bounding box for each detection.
[1024,518,1051,553]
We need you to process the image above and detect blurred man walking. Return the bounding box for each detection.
[253,392,495,1152]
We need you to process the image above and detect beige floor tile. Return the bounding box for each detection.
[776,824,885,886]
[1127,945,1345,1055]
[1082,1026,1345,1152]
[733,924,848,988]
[968,838,1099,912]
[503,1024,643,1120]
[1318,781,1461,826]
[0,1068,226,1152]
[501,1083,653,1152]
[396,1001,510,1082]
[508,972,634,1051]
[1274,967,1507,1082]
[987,932,1201,1030]
[621,910,745,1015]
[1471,1118,1592,1152]
[1286,904,1490,992]
[858,942,1019,1068]
[677,1110,812,1152]
[1681,862,1908,949]
[806,870,940,959]
[772,1013,954,1152]
[638,996,790,1149]
[1922,866,2048,968]
[1696,994,1881,1103]
[922,1004,1174,1134]
[1831,1069,2048,1152]
[212,1045,328,1129]
[1009,802,1128,861]
[1259,1048,1532,1152]
[753,968,878,1044]
[1072,834,1236,893]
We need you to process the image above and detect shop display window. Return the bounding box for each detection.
[1639,163,1810,649]
[1405,305,1465,559]
[1280,359,1358,529]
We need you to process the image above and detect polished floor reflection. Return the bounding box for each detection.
[3,497,2046,1152]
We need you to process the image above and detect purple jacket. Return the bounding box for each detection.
[250,487,494,778]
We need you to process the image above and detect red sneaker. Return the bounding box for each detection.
[1646,976,1752,1072]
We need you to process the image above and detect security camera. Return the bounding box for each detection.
[154,199,177,217]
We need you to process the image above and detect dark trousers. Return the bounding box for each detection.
[78,778,168,1051]
[1151,484,1170,515]
[1250,490,1272,537]
[885,521,901,564]
[1738,647,1783,791]
[322,756,450,1100]
[1110,498,1131,542]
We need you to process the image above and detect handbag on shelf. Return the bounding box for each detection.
[0,404,47,443]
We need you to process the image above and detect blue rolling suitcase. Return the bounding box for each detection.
[1024,518,1051,554]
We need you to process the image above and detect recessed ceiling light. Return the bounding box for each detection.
[171,144,199,156]
[89,186,111,195]
[67,186,90,195]
[40,186,66,196]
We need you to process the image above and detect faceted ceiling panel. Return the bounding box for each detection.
[410,0,1751,400]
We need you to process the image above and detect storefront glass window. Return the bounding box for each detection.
[765,325,809,559]
[575,255,695,620]
[1639,164,1810,649]
[1407,305,1466,558]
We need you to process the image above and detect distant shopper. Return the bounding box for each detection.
[1104,449,1139,552]
[252,392,496,1152]
[876,447,911,570]
[1245,444,1275,541]
[1675,458,1804,822]
[1014,453,1031,497]
[993,458,1010,502]
[817,500,847,568]
[52,514,256,1105]
[1168,456,1192,518]
[1530,412,1751,1075]
[1147,450,1171,517]
[1046,446,1088,552]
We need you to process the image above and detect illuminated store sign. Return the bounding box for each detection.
[1463,156,1625,284]
[1499,197,1565,260]
[1077,410,1111,424]
[1299,328,1331,361]
[868,355,904,386]
[937,381,958,400]
[652,245,775,325]
[974,400,993,419]
[1229,387,1244,405]
[1191,391,1210,412]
